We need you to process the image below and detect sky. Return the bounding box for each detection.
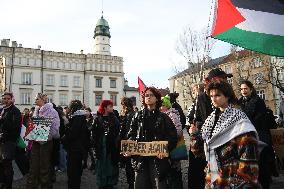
[0,0,231,88]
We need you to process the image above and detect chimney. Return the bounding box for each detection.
[18,44,23,48]
[11,41,18,47]
[80,50,84,54]
[1,39,10,47]
[37,45,41,49]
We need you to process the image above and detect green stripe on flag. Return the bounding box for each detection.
[213,27,284,57]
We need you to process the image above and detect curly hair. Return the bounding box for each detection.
[142,87,162,108]
[69,100,83,114]
[207,81,238,105]
[120,97,134,115]
[98,100,113,115]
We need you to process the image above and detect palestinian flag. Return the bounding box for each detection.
[212,0,284,57]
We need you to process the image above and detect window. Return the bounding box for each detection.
[59,94,68,106]
[227,78,233,85]
[22,73,32,85]
[254,73,264,85]
[73,76,80,87]
[96,78,102,88]
[60,75,68,87]
[110,79,116,88]
[224,65,232,74]
[95,94,102,105]
[257,90,266,100]
[252,57,263,68]
[183,89,187,97]
[110,94,117,106]
[47,94,54,103]
[73,94,81,100]
[46,74,55,86]
[20,92,31,105]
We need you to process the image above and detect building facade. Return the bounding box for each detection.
[0,16,139,112]
[169,50,282,114]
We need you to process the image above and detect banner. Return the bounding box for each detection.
[25,117,52,142]
[121,140,168,157]
[270,128,284,164]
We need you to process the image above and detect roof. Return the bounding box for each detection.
[124,85,138,92]
[96,16,110,27]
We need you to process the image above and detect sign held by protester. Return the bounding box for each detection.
[25,117,52,142]
[121,140,169,157]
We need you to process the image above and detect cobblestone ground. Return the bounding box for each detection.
[13,131,284,188]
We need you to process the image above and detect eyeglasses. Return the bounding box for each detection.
[145,93,155,98]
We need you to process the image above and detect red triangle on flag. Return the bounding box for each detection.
[212,0,245,36]
[138,76,146,94]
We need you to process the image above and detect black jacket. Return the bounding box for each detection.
[119,111,135,140]
[172,102,186,129]
[187,92,213,128]
[93,112,120,164]
[128,108,178,180]
[64,113,89,153]
[0,105,21,143]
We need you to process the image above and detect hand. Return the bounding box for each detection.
[188,124,198,134]
[157,153,167,159]
[120,152,131,157]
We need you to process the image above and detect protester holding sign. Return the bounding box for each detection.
[126,87,177,189]
[189,81,260,189]
[93,100,120,189]
[26,93,60,189]
[0,92,21,189]
[119,97,135,189]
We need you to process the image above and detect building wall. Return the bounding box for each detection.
[0,45,125,112]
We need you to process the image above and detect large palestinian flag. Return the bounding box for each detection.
[211,0,284,57]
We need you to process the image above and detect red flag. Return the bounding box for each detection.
[138,76,146,93]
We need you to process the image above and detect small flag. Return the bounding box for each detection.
[138,77,146,93]
[211,0,284,57]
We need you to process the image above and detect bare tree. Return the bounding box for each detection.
[172,26,215,102]
[266,57,284,93]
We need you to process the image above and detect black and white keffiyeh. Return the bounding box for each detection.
[201,105,249,142]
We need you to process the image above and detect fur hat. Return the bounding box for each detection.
[161,95,172,109]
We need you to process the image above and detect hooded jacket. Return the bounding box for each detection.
[33,103,60,140]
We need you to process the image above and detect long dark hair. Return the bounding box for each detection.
[207,81,238,105]
[69,100,83,114]
[240,80,257,97]
[120,97,134,116]
[142,87,162,108]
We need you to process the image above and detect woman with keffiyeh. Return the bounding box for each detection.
[189,81,260,189]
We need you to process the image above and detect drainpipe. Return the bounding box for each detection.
[9,47,15,92]
[82,54,87,103]
[41,50,44,93]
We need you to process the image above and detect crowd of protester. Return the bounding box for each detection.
[0,68,283,189]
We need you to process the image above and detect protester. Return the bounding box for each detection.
[84,107,95,171]
[169,92,186,129]
[119,97,135,189]
[238,80,277,189]
[160,95,183,189]
[93,100,120,189]
[63,100,89,189]
[26,93,60,189]
[126,87,177,189]
[22,108,30,128]
[189,81,260,188]
[0,92,21,189]
[186,68,232,189]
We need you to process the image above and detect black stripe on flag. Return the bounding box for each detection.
[232,0,284,15]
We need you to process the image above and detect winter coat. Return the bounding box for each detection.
[238,95,272,145]
[127,108,178,180]
[172,102,186,129]
[164,108,183,137]
[93,112,120,164]
[187,92,213,128]
[190,106,260,189]
[64,110,90,154]
[119,111,135,140]
[0,104,21,160]
[33,103,60,140]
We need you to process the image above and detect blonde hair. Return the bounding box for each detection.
[36,93,48,103]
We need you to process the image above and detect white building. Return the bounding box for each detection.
[0,16,139,112]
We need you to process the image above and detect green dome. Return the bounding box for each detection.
[94,16,111,38]
[96,16,109,27]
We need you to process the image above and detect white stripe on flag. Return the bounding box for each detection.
[236,8,284,36]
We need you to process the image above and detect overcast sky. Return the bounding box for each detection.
[0,0,231,88]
